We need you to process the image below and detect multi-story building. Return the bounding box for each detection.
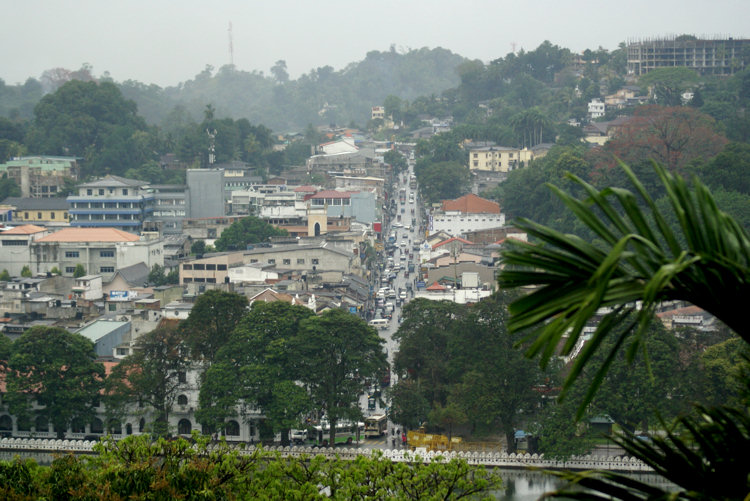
[149,184,187,234]
[467,146,535,173]
[186,169,225,219]
[0,197,70,225]
[430,194,505,236]
[627,36,750,76]
[588,98,606,119]
[30,227,164,280]
[0,156,78,198]
[67,175,154,233]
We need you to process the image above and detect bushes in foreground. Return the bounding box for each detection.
[0,434,501,500]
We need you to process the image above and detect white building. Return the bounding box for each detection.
[588,98,606,119]
[429,194,505,237]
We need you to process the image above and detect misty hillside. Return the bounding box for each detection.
[102,47,466,132]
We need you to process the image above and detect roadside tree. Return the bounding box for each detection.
[106,324,190,437]
[296,309,387,445]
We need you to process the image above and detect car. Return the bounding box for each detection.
[399,291,407,300]
[405,225,411,230]
[393,222,403,228]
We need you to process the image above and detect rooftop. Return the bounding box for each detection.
[1,224,47,235]
[36,227,142,243]
[441,193,500,214]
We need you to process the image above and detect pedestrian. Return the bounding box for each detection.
[391,437,396,448]
[402,432,407,447]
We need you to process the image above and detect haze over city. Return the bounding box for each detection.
[2,0,748,87]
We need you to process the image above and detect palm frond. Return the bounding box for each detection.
[499,162,750,405]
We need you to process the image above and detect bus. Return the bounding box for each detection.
[308,421,364,446]
[364,414,388,438]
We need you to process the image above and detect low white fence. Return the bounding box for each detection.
[0,437,652,472]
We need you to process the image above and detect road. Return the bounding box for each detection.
[358,158,422,447]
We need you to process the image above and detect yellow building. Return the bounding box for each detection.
[1,197,70,223]
[468,146,535,173]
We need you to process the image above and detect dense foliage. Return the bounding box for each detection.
[213,215,288,251]
[498,162,750,498]
[0,434,501,500]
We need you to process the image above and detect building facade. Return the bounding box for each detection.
[468,146,535,173]
[30,227,164,280]
[0,197,70,224]
[67,175,154,233]
[430,194,505,237]
[0,156,78,198]
[627,37,750,76]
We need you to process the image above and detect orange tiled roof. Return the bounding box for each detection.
[432,237,474,250]
[441,193,500,214]
[2,224,47,234]
[36,227,141,243]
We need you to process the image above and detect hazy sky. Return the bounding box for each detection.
[3,0,748,87]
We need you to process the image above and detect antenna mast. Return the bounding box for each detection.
[228,22,234,67]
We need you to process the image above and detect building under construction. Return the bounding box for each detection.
[627,36,750,76]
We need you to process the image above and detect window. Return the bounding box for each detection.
[194,278,205,283]
[217,264,227,270]
[183,278,192,283]
[122,189,128,195]
[177,395,188,406]
[297,258,305,264]
[177,372,187,383]
[100,266,115,273]
[283,259,291,265]
[206,264,216,270]
[65,267,76,274]
[225,420,240,436]
[37,212,42,219]
[193,264,205,270]
[2,240,27,246]
[98,189,104,195]
[312,259,319,265]
[182,264,193,270]
[108,303,117,311]
[65,251,80,258]
[24,212,28,219]
[100,250,114,258]
[63,213,68,220]
[268,259,276,264]
[50,212,55,219]
[86,189,92,195]
[207,278,216,283]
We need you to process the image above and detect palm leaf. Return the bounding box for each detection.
[499,162,750,406]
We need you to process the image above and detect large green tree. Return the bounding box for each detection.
[198,301,315,443]
[393,299,466,409]
[25,80,149,177]
[106,325,190,437]
[213,216,287,252]
[448,293,544,451]
[296,309,388,445]
[5,327,104,439]
[180,289,248,366]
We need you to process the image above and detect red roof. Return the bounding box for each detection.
[441,193,500,214]
[310,190,352,199]
[2,224,47,235]
[432,237,474,250]
[36,227,140,243]
[426,281,447,291]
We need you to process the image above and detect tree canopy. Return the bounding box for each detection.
[5,326,104,439]
[213,216,287,252]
